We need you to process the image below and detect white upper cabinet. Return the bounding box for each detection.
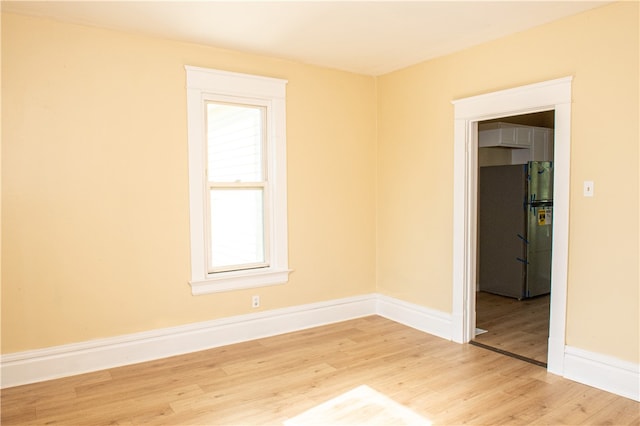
[478,122,554,165]
[531,127,554,161]
[478,122,533,148]
[511,126,554,164]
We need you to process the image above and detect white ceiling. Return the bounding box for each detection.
[2,1,611,75]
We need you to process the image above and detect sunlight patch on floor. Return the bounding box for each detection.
[284,385,431,425]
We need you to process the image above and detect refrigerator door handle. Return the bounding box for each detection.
[517,233,529,244]
[516,257,529,264]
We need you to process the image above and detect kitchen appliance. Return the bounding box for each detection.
[478,161,553,299]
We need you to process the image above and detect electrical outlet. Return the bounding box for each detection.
[584,180,594,197]
[252,295,260,308]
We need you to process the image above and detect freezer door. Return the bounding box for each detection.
[526,203,553,297]
[528,161,553,202]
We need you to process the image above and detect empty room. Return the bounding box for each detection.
[2,1,639,424]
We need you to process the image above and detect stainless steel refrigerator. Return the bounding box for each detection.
[478,161,553,299]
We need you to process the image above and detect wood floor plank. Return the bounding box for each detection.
[578,395,640,425]
[2,315,637,425]
[475,291,550,363]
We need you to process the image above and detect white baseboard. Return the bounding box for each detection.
[376,294,452,340]
[3,295,638,403]
[564,346,640,402]
[0,294,378,389]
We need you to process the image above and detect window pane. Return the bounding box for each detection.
[209,189,265,270]
[207,103,264,182]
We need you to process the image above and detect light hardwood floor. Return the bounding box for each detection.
[474,291,550,364]
[2,316,638,425]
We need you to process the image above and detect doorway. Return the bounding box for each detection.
[473,111,554,366]
[451,77,572,375]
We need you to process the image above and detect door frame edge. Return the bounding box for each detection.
[451,77,573,375]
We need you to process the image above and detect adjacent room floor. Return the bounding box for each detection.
[474,291,550,365]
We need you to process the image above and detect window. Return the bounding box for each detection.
[185,66,290,295]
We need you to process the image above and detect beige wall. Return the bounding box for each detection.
[377,1,639,363]
[1,13,377,352]
[2,2,639,367]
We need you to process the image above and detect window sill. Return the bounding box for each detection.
[189,268,292,295]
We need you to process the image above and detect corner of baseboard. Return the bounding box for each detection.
[376,294,453,341]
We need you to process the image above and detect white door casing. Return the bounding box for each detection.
[451,77,572,375]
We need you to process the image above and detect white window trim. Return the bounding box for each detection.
[185,65,290,295]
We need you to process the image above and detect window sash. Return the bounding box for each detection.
[206,101,266,183]
[206,185,270,273]
[205,101,270,274]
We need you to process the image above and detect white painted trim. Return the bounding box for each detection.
[452,77,573,120]
[0,295,377,389]
[185,65,290,295]
[546,102,571,375]
[564,346,640,402]
[190,268,292,295]
[185,65,287,99]
[451,77,573,376]
[376,294,453,340]
[2,293,638,402]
